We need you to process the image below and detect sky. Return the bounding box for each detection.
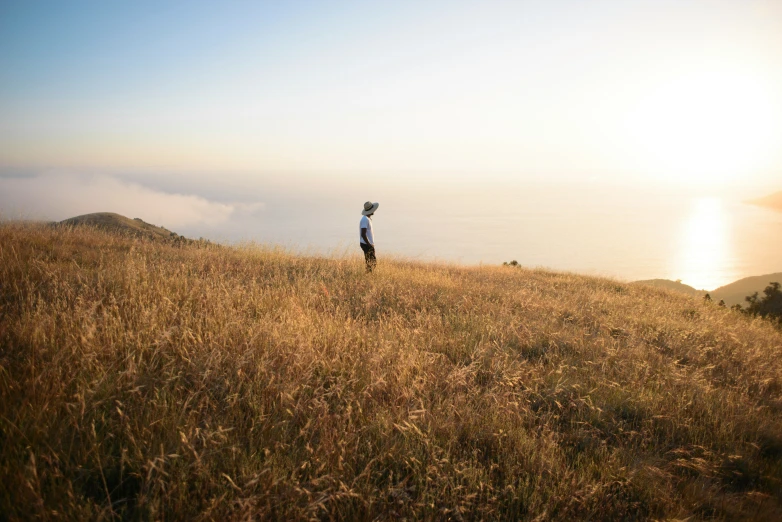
[1,0,781,231]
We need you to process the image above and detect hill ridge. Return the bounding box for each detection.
[635,273,782,307]
[56,211,189,243]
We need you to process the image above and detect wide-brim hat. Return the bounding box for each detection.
[362,201,379,216]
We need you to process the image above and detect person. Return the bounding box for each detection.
[360,201,379,272]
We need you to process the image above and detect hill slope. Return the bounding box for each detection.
[57,212,184,241]
[712,273,782,308]
[634,274,782,307]
[632,278,704,297]
[1,222,781,520]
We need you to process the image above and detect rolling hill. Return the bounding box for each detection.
[636,274,782,308]
[711,273,782,308]
[56,212,185,242]
[631,278,704,298]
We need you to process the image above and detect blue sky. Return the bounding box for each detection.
[1,0,781,227]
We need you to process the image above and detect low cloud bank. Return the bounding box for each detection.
[0,172,263,229]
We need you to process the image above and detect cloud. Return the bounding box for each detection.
[0,172,262,229]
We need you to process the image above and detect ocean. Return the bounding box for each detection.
[184,182,782,291]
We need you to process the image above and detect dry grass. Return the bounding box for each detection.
[1,222,781,521]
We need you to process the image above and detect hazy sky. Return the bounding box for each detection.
[2,0,781,189]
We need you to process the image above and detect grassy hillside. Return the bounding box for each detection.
[56,212,187,242]
[1,223,781,520]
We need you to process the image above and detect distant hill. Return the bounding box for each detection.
[56,212,185,242]
[711,273,782,308]
[747,190,782,212]
[632,278,704,297]
[635,273,782,307]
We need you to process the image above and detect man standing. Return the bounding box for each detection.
[360,201,379,272]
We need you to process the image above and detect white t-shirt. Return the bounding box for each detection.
[359,215,374,245]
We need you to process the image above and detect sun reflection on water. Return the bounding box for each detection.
[673,197,732,290]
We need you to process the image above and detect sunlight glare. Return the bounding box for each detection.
[673,197,731,290]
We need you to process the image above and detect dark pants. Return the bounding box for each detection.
[360,243,376,272]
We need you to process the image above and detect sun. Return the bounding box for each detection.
[626,70,775,186]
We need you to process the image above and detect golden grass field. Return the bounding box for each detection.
[1,222,781,520]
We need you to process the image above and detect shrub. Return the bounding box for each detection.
[744,282,782,326]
